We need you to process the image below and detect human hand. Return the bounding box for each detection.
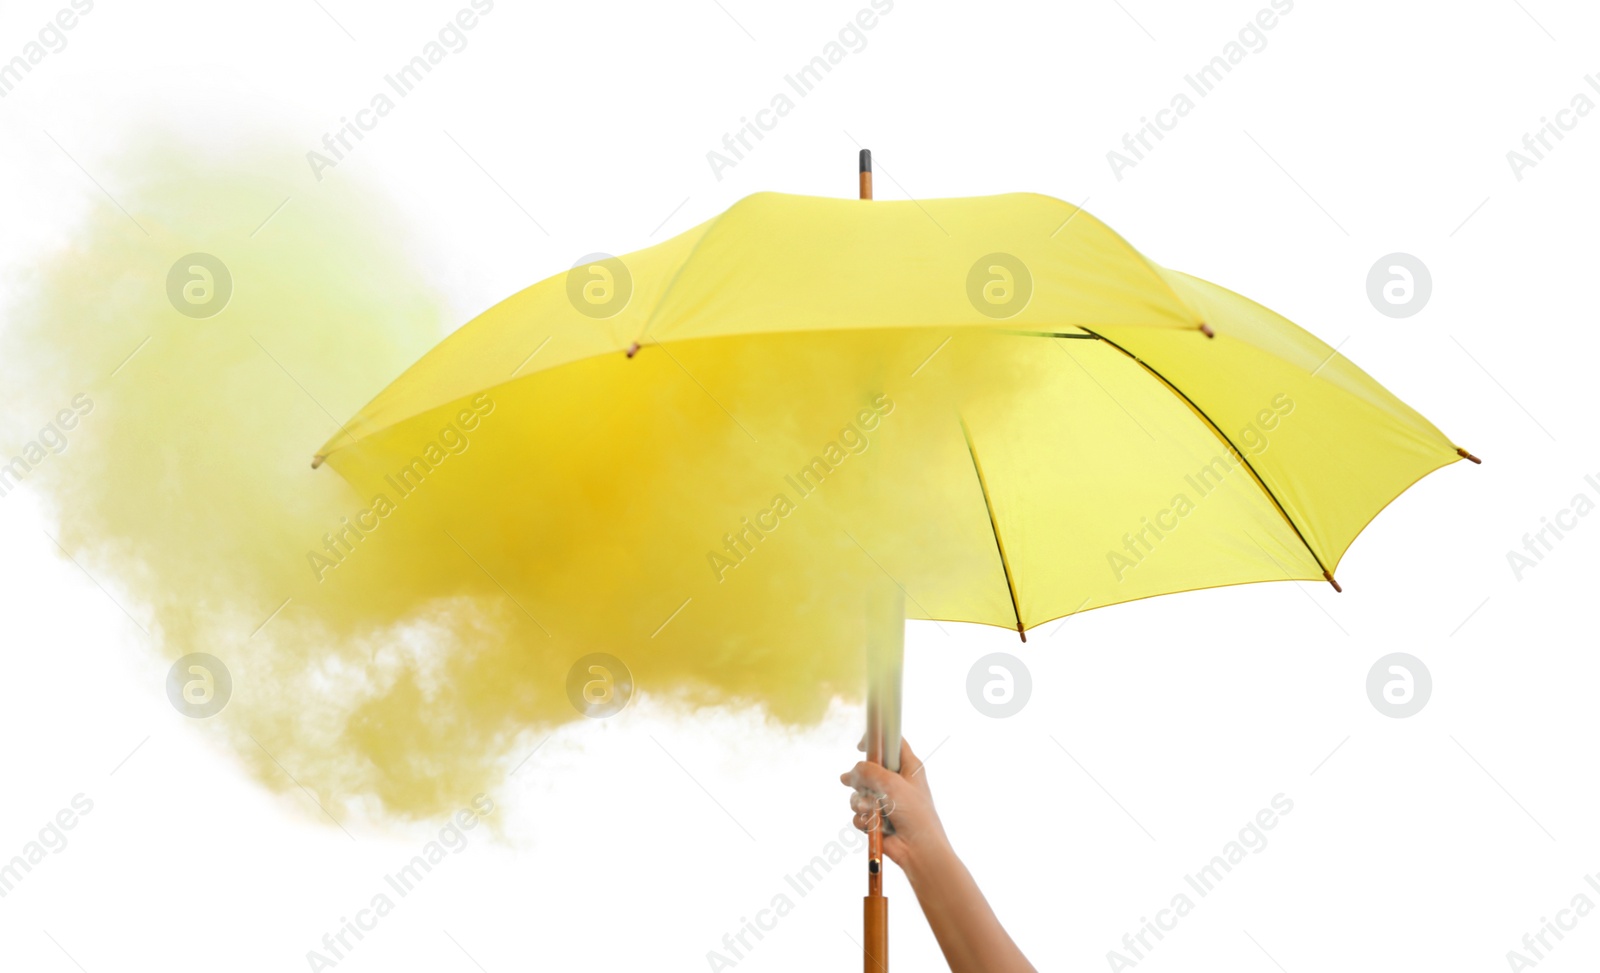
[842,738,1036,973]
[840,738,950,874]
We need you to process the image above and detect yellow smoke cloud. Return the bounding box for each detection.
[2,140,869,822]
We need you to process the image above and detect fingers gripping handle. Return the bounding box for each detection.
[864,585,905,912]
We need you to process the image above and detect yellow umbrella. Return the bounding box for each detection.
[315,151,1475,970]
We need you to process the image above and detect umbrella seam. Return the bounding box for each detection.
[630,193,755,350]
[318,323,1172,462]
[1081,327,1336,584]
[1032,193,1205,329]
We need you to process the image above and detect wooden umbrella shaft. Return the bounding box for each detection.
[864,895,888,970]
[861,521,897,972]
[865,713,887,970]
[859,148,887,973]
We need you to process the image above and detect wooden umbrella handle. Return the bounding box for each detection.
[865,653,887,972]
[864,893,888,971]
[864,739,888,972]
[862,566,904,972]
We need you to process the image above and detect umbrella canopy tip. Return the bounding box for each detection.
[626,341,640,358]
[1322,569,1342,593]
[1456,447,1482,464]
[311,454,325,470]
[1017,622,1027,643]
[1199,322,1215,338]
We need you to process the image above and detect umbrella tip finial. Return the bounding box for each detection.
[1323,569,1342,593]
[859,149,872,200]
[1457,447,1482,464]
[859,149,871,172]
[1017,622,1027,643]
[311,454,324,470]
[1199,322,1215,338]
[626,341,640,358]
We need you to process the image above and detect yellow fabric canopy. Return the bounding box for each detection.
[318,192,1469,640]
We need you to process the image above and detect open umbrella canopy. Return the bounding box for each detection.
[314,190,1471,669]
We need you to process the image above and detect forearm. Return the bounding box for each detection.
[901,839,1035,973]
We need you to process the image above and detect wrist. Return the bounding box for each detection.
[899,831,960,888]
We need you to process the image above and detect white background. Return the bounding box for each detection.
[2,1,1598,970]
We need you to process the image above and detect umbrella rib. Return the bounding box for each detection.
[1081,328,1340,590]
[959,419,1027,642]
